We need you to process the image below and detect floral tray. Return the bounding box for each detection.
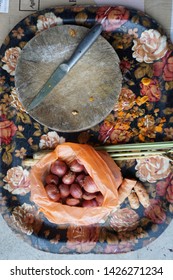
[0,5,173,254]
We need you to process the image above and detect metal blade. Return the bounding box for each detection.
[27,63,68,111]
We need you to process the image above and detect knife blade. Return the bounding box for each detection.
[27,20,105,111]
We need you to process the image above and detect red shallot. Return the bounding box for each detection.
[59,184,70,198]
[66,197,80,206]
[62,171,76,185]
[70,183,83,199]
[82,176,99,193]
[69,159,84,172]
[45,173,59,185]
[50,160,68,177]
[82,191,97,200]
[82,199,98,208]
[75,173,86,186]
[45,184,61,202]
[95,192,104,206]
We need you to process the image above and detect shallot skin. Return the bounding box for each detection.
[62,171,76,185]
[44,159,103,207]
[59,184,70,198]
[66,197,80,206]
[69,160,84,173]
[50,160,68,177]
[95,192,104,206]
[82,191,97,200]
[82,176,99,193]
[82,199,98,208]
[75,173,86,186]
[45,173,59,185]
[70,183,83,199]
[45,184,61,202]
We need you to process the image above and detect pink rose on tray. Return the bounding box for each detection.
[156,173,173,203]
[39,131,65,149]
[66,225,100,253]
[3,166,30,195]
[162,56,173,81]
[153,51,173,82]
[144,199,166,224]
[135,156,171,183]
[0,119,17,145]
[12,203,42,235]
[1,47,21,75]
[96,6,130,31]
[36,12,63,32]
[132,29,168,63]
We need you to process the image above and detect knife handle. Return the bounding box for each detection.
[67,22,103,70]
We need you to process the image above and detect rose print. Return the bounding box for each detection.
[1,47,21,75]
[12,203,42,235]
[144,199,166,224]
[36,12,63,32]
[132,29,168,63]
[39,131,65,149]
[0,120,17,145]
[140,78,161,102]
[96,6,129,31]
[67,225,100,253]
[135,156,171,183]
[3,166,30,195]
[153,51,173,82]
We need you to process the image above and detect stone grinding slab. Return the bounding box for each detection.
[15,25,122,132]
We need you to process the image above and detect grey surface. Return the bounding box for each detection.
[0,214,173,260]
[15,25,122,132]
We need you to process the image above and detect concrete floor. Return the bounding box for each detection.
[0,214,173,260]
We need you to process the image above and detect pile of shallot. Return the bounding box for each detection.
[44,159,104,207]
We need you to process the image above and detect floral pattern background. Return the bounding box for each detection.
[0,6,173,254]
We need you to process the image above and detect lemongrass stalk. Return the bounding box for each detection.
[33,149,51,160]
[95,141,173,151]
[22,145,173,167]
[22,158,39,166]
[112,155,173,162]
[109,150,166,157]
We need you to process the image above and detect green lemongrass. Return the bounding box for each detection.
[33,149,52,160]
[22,158,39,166]
[112,155,173,162]
[108,150,166,157]
[95,141,173,152]
[22,141,173,167]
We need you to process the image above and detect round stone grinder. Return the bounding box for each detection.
[15,24,122,132]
